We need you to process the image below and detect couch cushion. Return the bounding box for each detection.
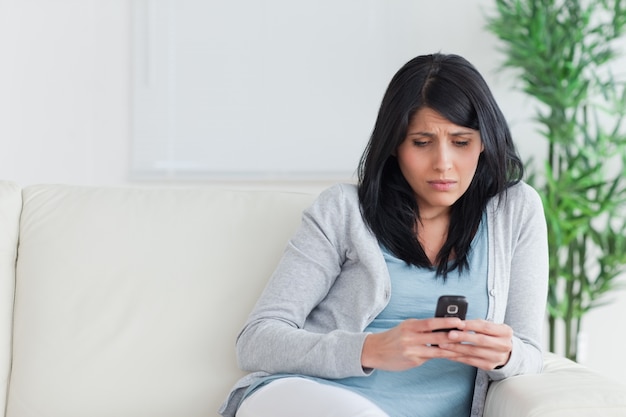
[484,352,626,416]
[8,184,315,417]
[0,182,22,415]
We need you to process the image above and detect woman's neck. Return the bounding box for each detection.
[417,210,451,265]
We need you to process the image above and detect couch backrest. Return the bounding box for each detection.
[7,184,316,417]
[0,182,22,417]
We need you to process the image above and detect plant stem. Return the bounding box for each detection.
[548,315,556,352]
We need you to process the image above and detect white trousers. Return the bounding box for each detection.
[236,377,390,417]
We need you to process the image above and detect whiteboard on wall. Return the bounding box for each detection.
[130,0,424,180]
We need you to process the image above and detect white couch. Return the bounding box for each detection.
[1,181,625,417]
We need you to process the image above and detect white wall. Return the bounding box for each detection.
[0,0,131,186]
[0,0,624,382]
[0,0,539,189]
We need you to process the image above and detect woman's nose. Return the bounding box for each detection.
[433,144,453,172]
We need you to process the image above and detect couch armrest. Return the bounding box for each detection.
[484,352,626,417]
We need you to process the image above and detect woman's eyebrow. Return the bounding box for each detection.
[407,131,434,137]
[451,131,476,137]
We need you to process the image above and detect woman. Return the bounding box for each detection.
[219,53,548,417]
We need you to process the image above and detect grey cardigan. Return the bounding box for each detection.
[220,182,549,417]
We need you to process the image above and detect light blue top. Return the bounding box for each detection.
[328,216,489,417]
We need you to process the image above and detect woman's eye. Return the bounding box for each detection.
[412,140,430,147]
[454,141,470,147]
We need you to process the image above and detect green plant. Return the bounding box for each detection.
[486,0,626,361]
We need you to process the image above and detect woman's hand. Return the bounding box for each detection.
[437,319,513,370]
[361,317,468,371]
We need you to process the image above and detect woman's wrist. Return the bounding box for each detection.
[361,333,379,370]
[494,350,512,370]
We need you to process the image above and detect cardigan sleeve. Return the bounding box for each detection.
[235,184,376,379]
[488,182,549,380]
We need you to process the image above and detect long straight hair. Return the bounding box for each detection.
[357,53,523,277]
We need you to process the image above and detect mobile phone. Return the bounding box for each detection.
[433,295,468,332]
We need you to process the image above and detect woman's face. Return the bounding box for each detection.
[396,107,483,218]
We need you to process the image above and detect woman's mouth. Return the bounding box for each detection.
[428,180,457,191]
